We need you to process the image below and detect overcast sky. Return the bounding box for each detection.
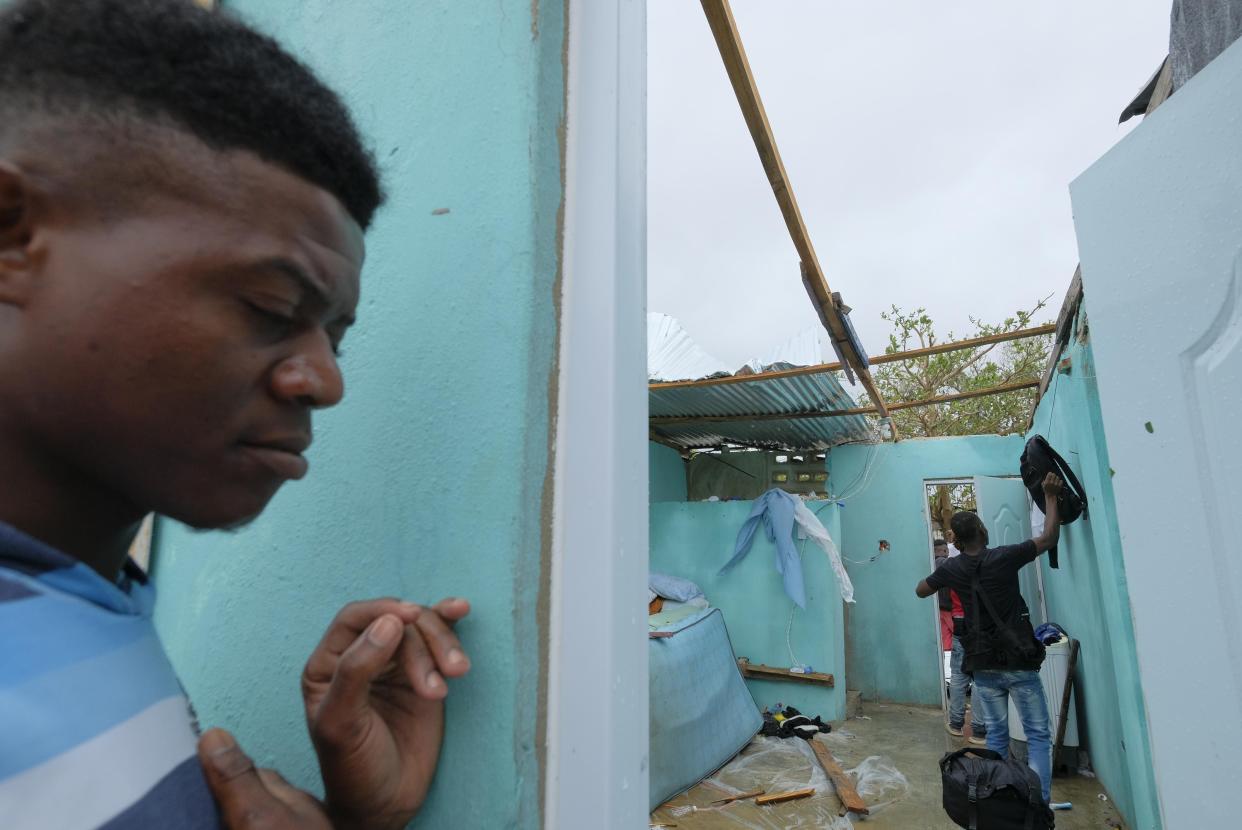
[648,2,1171,369]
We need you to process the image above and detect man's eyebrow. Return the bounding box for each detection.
[255,258,355,326]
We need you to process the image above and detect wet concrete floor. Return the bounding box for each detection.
[651,703,1126,830]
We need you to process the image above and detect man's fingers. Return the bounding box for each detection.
[415,607,471,679]
[398,620,446,700]
[398,600,471,698]
[198,729,281,825]
[304,599,422,683]
[313,614,405,746]
[257,768,323,815]
[304,597,471,703]
[257,768,298,799]
[430,597,471,624]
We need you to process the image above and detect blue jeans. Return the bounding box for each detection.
[973,669,1052,803]
[948,636,974,730]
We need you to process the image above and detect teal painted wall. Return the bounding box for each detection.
[150,3,565,828]
[649,501,847,721]
[648,442,687,502]
[1028,305,1161,830]
[829,435,1024,705]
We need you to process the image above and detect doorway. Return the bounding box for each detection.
[922,479,984,739]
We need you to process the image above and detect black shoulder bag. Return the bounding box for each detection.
[1020,435,1088,569]
[941,747,1054,829]
[965,562,1045,673]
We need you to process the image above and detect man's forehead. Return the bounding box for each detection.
[11,116,366,271]
[210,150,366,269]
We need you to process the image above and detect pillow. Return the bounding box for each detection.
[649,572,704,603]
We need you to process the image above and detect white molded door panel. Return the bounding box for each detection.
[1070,37,1242,826]
[975,476,1044,626]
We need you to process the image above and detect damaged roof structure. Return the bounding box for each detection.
[648,0,1056,456]
[649,321,1057,453]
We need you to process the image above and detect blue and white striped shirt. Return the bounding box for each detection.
[0,523,221,828]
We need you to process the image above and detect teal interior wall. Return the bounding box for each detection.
[150,3,565,828]
[829,435,1024,705]
[1027,305,1161,830]
[648,501,847,721]
[648,443,687,502]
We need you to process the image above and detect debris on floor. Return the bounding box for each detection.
[760,705,832,740]
[653,705,1130,829]
[754,787,815,805]
[809,739,869,815]
[664,734,910,829]
[708,788,764,806]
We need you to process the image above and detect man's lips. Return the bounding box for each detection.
[237,435,311,481]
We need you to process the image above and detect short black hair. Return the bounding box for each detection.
[950,511,984,547]
[0,0,383,228]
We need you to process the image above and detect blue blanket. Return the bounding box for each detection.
[648,608,762,810]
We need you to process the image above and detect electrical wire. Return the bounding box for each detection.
[826,434,883,502]
[786,535,809,668]
[786,597,801,668]
[830,441,886,503]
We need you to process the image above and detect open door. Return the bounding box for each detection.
[974,476,1046,626]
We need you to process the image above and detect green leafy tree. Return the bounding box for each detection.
[861,301,1053,437]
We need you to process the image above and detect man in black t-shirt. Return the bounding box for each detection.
[916,473,1064,804]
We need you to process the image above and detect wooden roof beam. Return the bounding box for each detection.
[699,0,892,427]
[650,324,1057,391]
[650,379,1041,427]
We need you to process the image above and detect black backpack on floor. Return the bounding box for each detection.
[941,748,1054,829]
[1020,435,1088,569]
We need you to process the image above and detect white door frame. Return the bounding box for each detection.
[544,0,648,827]
[921,477,971,715]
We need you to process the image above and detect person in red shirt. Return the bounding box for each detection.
[934,540,954,650]
[934,543,986,744]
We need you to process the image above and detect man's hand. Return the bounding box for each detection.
[198,728,333,829]
[1042,472,1063,497]
[1034,473,1065,553]
[302,597,472,830]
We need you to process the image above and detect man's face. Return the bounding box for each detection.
[0,145,365,529]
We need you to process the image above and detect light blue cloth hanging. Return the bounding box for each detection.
[717,488,806,608]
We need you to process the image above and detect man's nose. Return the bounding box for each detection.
[269,332,344,409]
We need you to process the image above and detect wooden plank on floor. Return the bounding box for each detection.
[809,739,870,816]
[755,787,815,806]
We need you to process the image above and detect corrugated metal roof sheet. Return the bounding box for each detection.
[646,312,879,451]
[649,371,877,451]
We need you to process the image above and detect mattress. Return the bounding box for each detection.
[648,607,763,811]
[648,598,711,632]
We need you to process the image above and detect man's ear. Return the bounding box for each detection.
[0,162,39,307]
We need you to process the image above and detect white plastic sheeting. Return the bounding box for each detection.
[792,497,855,604]
[738,327,825,376]
[664,734,910,829]
[648,312,829,382]
[648,313,731,382]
